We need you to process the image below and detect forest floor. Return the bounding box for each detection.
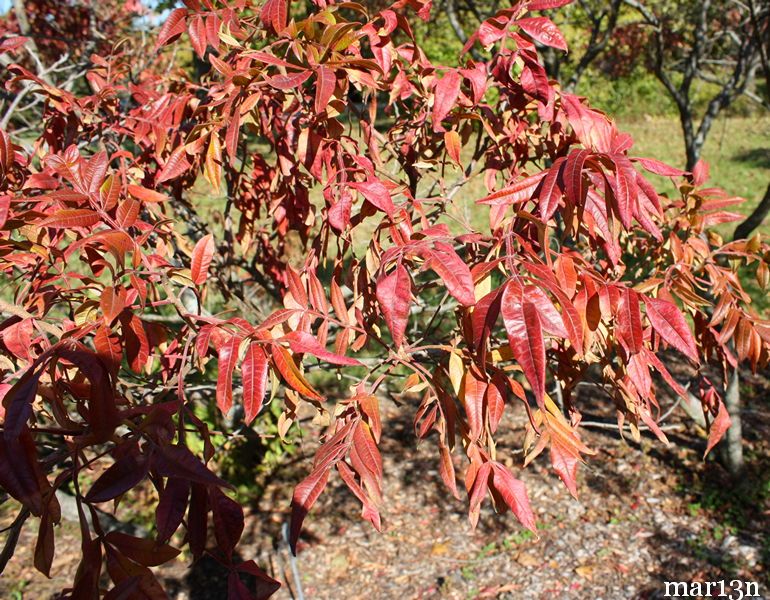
[2,363,769,600]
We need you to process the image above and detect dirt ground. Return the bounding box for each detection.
[2,367,769,600]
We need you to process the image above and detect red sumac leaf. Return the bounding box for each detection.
[100,286,125,325]
[432,70,462,132]
[438,443,460,499]
[2,318,33,361]
[477,172,546,206]
[190,233,215,286]
[216,334,241,414]
[153,444,231,488]
[34,513,54,577]
[104,531,180,567]
[85,451,148,503]
[156,145,191,183]
[0,195,10,229]
[705,399,731,457]
[39,209,100,229]
[115,198,138,230]
[241,342,269,424]
[490,463,537,533]
[502,284,546,405]
[528,0,573,8]
[210,487,244,557]
[424,244,476,306]
[155,477,190,542]
[187,483,208,559]
[315,66,336,114]
[156,8,189,51]
[123,314,149,373]
[463,365,487,441]
[376,264,411,348]
[516,17,567,51]
[349,179,395,216]
[633,157,685,177]
[235,561,281,600]
[267,70,312,90]
[290,466,331,554]
[486,374,505,434]
[270,345,323,400]
[127,184,169,203]
[550,439,579,498]
[643,296,699,362]
[468,461,491,529]
[204,135,222,194]
[616,288,643,354]
[188,16,207,58]
[93,325,122,372]
[261,0,288,33]
[282,331,362,366]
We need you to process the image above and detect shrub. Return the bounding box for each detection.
[0,0,768,597]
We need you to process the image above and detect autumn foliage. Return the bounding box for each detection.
[1,0,769,597]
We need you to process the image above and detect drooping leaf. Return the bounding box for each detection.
[444,130,462,164]
[705,399,732,457]
[155,477,189,542]
[501,283,546,405]
[462,364,487,441]
[204,135,222,194]
[376,264,411,348]
[241,342,269,424]
[210,487,244,556]
[289,466,331,554]
[216,334,241,414]
[616,287,643,354]
[550,439,580,498]
[261,0,288,32]
[490,462,537,533]
[100,286,125,325]
[315,66,336,114]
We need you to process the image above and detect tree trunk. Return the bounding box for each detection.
[734,182,770,240]
[718,367,745,476]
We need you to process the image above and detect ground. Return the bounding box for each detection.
[2,364,768,600]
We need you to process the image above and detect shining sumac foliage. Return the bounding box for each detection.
[1,0,769,597]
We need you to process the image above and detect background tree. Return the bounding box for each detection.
[1,0,769,597]
[623,0,762,172]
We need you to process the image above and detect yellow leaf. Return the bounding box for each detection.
[448,350,464,396]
